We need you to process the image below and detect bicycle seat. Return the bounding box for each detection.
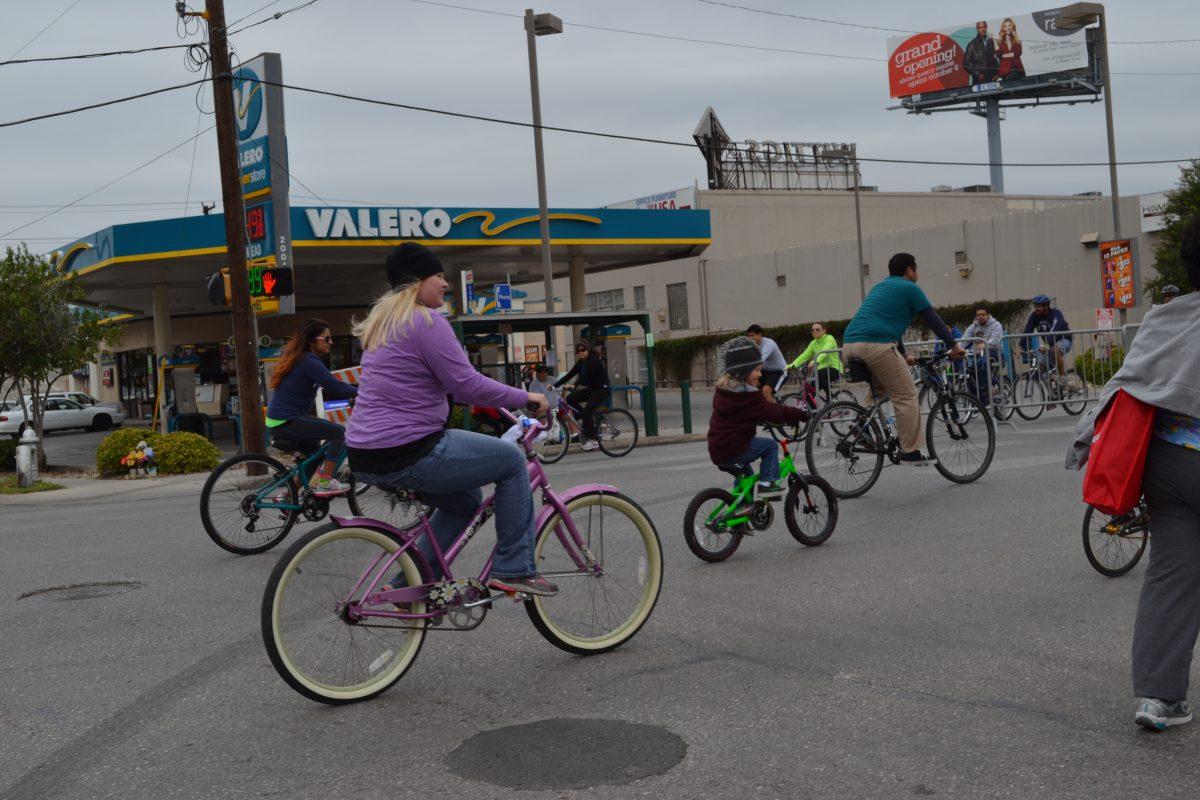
[268,436,304,453]
[845,358,873,384]
[716,463,755,480]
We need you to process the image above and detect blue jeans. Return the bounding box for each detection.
[356,429,537,579]
[728,436,780,484]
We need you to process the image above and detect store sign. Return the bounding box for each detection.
[232,53,294,316]
[1140,191,1170,233]
[495,282,512,311]
[1099,238,1139,309]
[1094,308,1114,329]
[886,7,1090,99]
[606,187,696,210]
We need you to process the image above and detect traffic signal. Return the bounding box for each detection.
[206,269,231,306]
[256,267,294,297]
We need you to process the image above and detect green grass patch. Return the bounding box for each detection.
[0,476,64,494]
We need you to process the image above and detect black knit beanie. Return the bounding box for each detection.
[721,335,762,379]
[385,242,444,289]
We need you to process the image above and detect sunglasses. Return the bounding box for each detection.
[317,335,333,343]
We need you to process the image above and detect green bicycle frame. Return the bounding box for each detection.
[704,447,799,529]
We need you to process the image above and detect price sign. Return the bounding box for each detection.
[245,205,267,242]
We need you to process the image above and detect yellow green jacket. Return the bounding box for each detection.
[788,334,843,372]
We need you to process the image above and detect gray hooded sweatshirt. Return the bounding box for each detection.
[1066,291,1200,470]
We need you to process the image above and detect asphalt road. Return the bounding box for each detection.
[2,415,1197,799]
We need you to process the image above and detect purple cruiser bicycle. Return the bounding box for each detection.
[261,410,663,704]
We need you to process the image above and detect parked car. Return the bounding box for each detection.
[0,398,125,438]
[44,391,123,413]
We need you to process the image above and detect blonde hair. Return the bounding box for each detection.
[352,283,433,351]
[1001,18,1020,44]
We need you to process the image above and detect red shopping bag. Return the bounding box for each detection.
[1083,389,1156,515]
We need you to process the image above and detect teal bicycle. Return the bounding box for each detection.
[683,423,838,562]
[200,433,423,555]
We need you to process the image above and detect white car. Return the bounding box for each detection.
[44,391,124,414]
[0,398,126,438]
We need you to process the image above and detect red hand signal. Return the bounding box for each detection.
[262,271,276,295]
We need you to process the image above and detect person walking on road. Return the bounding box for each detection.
[1068,216,1200,731]
[746,324,788,400]
[842,252,964,466]
[788,322,844,401]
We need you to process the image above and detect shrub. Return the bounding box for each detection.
[96,429,160,476]
[153,431,220,474]
[0,438,15,470]
[1075,344,1126,387]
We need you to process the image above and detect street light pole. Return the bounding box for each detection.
[849,144,866,302]
[524,9,562,315]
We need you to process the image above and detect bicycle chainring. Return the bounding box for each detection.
[749,500,774,531]
[429,578,490,630]
[301,494,330,522]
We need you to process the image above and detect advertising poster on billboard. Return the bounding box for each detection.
[606,186,696,210]
[1140,191,1170,233]
[886,7,1089,98]
[1099,239,1138,310]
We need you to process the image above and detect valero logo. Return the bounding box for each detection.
[232,67,264,142]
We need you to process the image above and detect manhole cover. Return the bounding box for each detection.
[18,581,143,602]
[445,718,686,790]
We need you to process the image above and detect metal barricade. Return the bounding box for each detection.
[996,327,1120,420]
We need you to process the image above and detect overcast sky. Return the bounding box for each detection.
[2,0,1197,250]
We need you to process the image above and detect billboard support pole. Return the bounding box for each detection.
[1097,10,1126,325]
[850,145,866,302]
[524,9,562,315]
[985,99,1004,194]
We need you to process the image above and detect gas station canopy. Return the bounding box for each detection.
[53,205,711,317]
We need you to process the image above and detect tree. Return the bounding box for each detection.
[1145,160,1200,301]
[0,244,121,462]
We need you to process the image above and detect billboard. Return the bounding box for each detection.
[887,7,1089,99]
[1140,191,1170,233]
[1099,239,1138,310]
[606,187,696,210]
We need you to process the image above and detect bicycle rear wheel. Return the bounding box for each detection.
[262,524,428,704]
[805,400,885,499]
[926,392,995,484]
[346,479,428,530]
[1014,373,1046,420]
[1082,504,1148,577]
[596,408,638,457]
[525,490,662,654]
[683,488,744,562]
[784,474,837,546]
[200,453,298,555]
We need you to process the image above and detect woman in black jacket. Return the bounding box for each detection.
[554,341,610,451]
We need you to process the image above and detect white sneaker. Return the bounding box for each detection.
[581,440,598,452]
[312,477,351,496]
[1135,697,1192,730]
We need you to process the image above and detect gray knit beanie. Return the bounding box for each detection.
[720,335,762,379]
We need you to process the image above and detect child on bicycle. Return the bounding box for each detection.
[707,335,809,500]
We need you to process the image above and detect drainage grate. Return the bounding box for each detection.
[445,718,687,791]
[17,581,143,602]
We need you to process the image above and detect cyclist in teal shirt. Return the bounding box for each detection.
[843,253,963,465]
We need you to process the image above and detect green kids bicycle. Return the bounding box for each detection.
[683,423,838,562]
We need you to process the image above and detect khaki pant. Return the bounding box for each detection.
[843,341,921,454]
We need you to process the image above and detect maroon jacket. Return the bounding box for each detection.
[707,387,808,464]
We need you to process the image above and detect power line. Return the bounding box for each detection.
[402,0,1200,76]
[684,0,1200,44]
[248,75,1199,169]
[4,0,87,62]
[0,124,215,239]
[228,0,323,34]
[0,78,207,129]
[227,0,287,28]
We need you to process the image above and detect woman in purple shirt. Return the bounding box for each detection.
[346,243,556,596]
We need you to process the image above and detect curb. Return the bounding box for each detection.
[0,473,208,507]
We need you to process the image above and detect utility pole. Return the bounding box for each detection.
[524,9,562,315]
[191,0,265,455]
